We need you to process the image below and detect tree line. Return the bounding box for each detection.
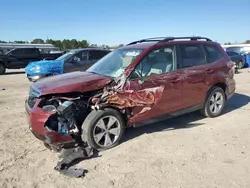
[0,39,124,50]
[224,40,250,45]
[1,38,249,49]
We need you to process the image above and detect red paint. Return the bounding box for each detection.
[26,39,236,146]
[33,71,112,95]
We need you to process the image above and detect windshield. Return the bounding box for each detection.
[56,50,77,61]
[87,48,143,77]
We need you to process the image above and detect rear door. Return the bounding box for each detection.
[125,45,183,124]
[176,44,215,108]
[21,48,40,66]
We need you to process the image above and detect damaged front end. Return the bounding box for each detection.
[30,71,164,153]
[40,94,93,151]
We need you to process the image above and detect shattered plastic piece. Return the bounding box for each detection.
[55,166,86,178]
[54,146,94,178]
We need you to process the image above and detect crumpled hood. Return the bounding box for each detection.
[33,71,112,96]
[25,60,64,75]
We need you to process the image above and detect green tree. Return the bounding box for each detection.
[14,41,27,44]
[244,40,250,44]
[31,38,45,44]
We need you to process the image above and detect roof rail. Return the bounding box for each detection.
[126,36,212,46]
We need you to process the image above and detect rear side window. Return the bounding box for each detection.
[178,44,206,68]
[11,49,24,55]
[203,44,223,63]
[23,48,38,54]
[229,51,239,56]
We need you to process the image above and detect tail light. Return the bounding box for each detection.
[227,61,235,69]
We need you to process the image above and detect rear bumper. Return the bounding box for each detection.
[226,79,236,100]
[25,100,74,149]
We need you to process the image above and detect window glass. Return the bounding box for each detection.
[72,51,88,61]
[11,48,25,55]
[179,44,206,68]
[130,46,175,79]
[89,51,107,60]
[226,47,242,54]
[23,48,37,54]
[87,48,143,78]
[230,52,239,56]
[204,44,223,63]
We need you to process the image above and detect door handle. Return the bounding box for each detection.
[206,69,214,74]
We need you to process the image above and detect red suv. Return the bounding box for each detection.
[25,37,236,151]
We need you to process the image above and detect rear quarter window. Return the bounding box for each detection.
[204,44,223,63]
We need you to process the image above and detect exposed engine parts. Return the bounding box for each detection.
[44,101,79,136]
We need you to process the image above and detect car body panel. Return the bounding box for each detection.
[25,99,72,144]
[25,38,236,147]
[33,71,112,95]
[25,60,64,76]
[126,71,183,124]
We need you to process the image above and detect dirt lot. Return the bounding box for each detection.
[0,69,249,188]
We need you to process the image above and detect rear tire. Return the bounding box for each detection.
[201,86,226,118]
[0,63,6,75]
[82,108,125,151]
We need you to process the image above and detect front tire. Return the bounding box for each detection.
[82,108,125,151]
[0,63,6,75]
[201,86,226,118]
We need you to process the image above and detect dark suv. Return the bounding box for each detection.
[25,36,236,152]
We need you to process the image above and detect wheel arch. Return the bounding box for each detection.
[99,105,129,126]
[207,82,227,100]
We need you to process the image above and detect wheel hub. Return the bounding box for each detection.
[93,116,121,147]
[209,92,224,114]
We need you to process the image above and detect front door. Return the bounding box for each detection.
[125,45,183,124]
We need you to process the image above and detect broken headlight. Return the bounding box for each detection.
[44,101,79,136]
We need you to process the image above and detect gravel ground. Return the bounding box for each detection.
[0,69,250,188]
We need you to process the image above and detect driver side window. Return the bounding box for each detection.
[72,51,89,62]
[130,46,175,79]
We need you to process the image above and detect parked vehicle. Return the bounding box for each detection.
[0,48,63,75]
[25,48,111,82]
[226,51,246,69]
[225,46,250,55]
[25,36,236,152]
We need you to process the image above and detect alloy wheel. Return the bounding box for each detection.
[209,92,224,114]
[93,116,121,147]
